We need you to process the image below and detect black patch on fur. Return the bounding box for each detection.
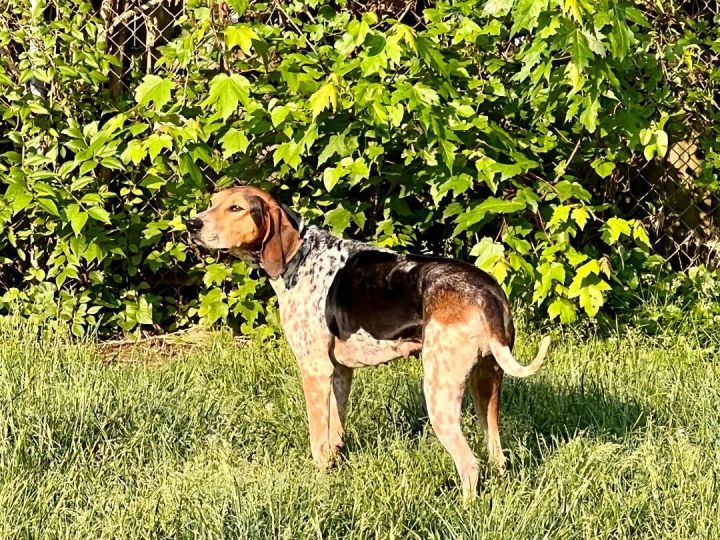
[325,250,513,343]
[246,195,264,229]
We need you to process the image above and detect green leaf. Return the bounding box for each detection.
[483,0,513,17]
[226,24,257,54]
[572,206,589,230]
[533,261,567,304]
[67,204,89,235]
[579,97,599,133]
[203,263,231,286]
[609,18,633,60]
[555,180,592,202]
[643,143,656,161]
[549,205,571,229]
[633,221,651,250]
[348,158,370,183]
[270,105,290,128]
[577,282,609,317]
[145,134,172,160]
[226,0,248,15]
[199,288,229,325]
[136,297,154,325]
[470,237,505,270]
[310,82,338,118]
[548,297,577,324]
[37,198,60,217]
[438,174,473,199]
[603,216,632,244]
[101,157,124,171]
[220,128,250,159]
[273,141,302,169]
[121,140,147,165]
[575,259,600,281]
[591,159,615,178]
[323,165,345,192]
[11,189,33,213]
[318,133,352,166]
[204,74,250,119]
[655,129,668,158]
[88,206,111,224]
[566,248,589,267]
[511,0,548,33]
[454,197,526,235]
[325,206,352,234]
[178,153,204,185]
[438,139,456,172]
[564,0,584,23]
[570,29,593,70]
[135,75,173,110]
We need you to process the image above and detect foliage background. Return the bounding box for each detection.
[0,0,718,337]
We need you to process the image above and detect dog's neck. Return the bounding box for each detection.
[230,224,310,291]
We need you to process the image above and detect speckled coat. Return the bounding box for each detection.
[269,226,419,368]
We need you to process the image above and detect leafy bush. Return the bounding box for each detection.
[0,0,717,336]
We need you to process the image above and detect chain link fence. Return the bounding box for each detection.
[45,1,720,270]
[98,0,185,95]
[613,0,720,269]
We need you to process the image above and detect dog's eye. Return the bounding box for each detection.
[228,205,244,212]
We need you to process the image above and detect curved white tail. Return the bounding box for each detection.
[490,335,551,378]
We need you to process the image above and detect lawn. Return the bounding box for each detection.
[0,313,718,539]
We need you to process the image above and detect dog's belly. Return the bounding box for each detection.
[331,329,422,368]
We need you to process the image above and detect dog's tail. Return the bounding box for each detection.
[489,336,551,378]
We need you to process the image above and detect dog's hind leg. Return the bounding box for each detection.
[469,358,506,474]
[422,317,481,504]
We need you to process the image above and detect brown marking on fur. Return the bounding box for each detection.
[426,289,477,325]
[258,202,300,279]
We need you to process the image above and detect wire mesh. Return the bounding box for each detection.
[6,0,718,270]
[611,0,720,269]
[98,0,185,95]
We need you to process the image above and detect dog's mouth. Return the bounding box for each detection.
[189,232,227,252]
[189,233,249,258]
[189,232,206,246]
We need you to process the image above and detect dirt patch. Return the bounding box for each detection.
[97,328,248,365]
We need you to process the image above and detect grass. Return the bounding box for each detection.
[1,314,719,539]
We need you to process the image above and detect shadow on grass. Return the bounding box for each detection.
[344,375,650,463]
[500,377,650,460]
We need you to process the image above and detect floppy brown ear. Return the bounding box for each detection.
[258,201,301,279]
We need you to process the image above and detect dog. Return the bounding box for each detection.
[187,185,550,502]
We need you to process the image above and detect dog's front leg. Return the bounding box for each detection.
[299,359,349,469]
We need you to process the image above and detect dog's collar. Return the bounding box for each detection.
[278,201,305,236]
[280,225,310,289]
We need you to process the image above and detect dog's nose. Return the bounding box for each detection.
[186,217,203,233]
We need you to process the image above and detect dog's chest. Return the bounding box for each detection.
[268,228,354,357]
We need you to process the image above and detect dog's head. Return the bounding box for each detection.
[187,186,301,279]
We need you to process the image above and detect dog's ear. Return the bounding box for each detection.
[255,198,301,279]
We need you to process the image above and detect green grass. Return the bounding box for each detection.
[1,314,718,539]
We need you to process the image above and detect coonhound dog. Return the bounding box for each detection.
[187,185,550,502]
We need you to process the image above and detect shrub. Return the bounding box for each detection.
[0,0,717,336]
